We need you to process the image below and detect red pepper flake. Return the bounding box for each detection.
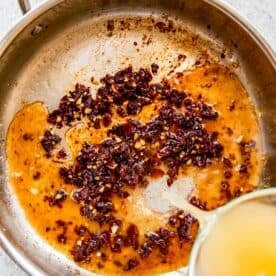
[55,220,71,244]
[124,258,139,271]
[56,149,67,159]
[169,215,178,227]
[101,252,107,262]
[223,157,233,168]
[151,63,159,74]
[228,100,236,111]
[189,196,207,210]
[111,235,124,253]
[239,140,255,171]
[102,113,112,127]
[139,227,176,258]
[168,211,198,242]
[224,170,233,179]
[97,262,104,269]
[195,60,201,66]
[113,260,123,267]
[40,130,61,157]
[22,133,34,141]
[44,189,67,208]
[57,233,67,244]
[125,224,139,250]
[32,171,41,180]
[178,54,186,61]
[93,117,101,129]
[116,106,127,117]
[71,231,107,262]
[226,127,233,136]
[74,225,88,236]
[176,72,183,78]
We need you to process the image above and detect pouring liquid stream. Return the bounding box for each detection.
[143,175,212,227]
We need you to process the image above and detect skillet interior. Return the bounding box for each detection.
[0,0,275,275]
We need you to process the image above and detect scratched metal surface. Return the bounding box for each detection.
[0,0,275,275]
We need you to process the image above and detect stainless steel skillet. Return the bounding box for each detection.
[0,0,275,275]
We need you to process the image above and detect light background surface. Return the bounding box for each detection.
[0,0,275,275]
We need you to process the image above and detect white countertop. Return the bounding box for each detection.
[0,0,275,275]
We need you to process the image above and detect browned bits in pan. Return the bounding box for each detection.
[71,232,106,262]
[32,171,41,180]
[223,157,233,168]
[106,20,115,31]
[43,65,227,270]
[178,54,186,61]
[224,170,233,179]
[124,258,139,271]
[238,139,256,175]
[168,211,198,241]
[154,20,175,33]
[189,196,207,210]
[125,224,139,250]
[56,149,67,159]
[139,227,175,258]
[44,189,67,208]
[40,130,61,157]
[151,63,159,74]
[70,210,197,264]
[22,132,34,141]
[228,100,236,111]
[55,220,72,244]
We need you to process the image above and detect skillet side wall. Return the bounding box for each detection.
[0,0,275,275]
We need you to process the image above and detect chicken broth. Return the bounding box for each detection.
[196,201,276,276]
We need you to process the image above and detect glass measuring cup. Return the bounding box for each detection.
[188,188,276,276]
